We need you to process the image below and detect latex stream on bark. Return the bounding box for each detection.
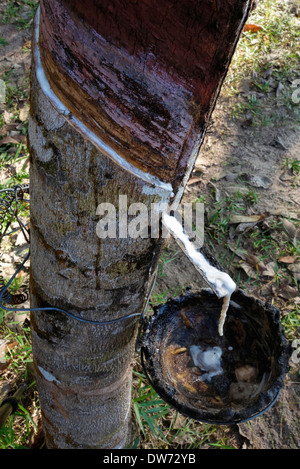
[162,213,236,336]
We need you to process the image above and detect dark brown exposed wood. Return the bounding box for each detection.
[39,0,253,189]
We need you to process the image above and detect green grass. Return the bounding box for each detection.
[132,370,171,445]
[0,319,38,449]
[1,0,38,30]
[282,158,300,175]
[282,157,300,186]
[0,413,30,449]
[226,0,300,86]
[0,394,40,449]
[282,304,300,341]
[132,368,236,449]
[0,37,8,46]
[206,189,254,242]
[225,0,300,126]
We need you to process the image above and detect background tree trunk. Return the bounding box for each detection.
[29,0,253,448]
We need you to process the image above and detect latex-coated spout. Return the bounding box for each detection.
[162,213,236,336]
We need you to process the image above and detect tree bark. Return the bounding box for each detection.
[29,57,166,448]
[29,0,253,449]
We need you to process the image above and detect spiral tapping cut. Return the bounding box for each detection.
[162,213,236,336]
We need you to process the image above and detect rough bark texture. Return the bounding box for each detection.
[29,0,252,449]
[29,60,164,449]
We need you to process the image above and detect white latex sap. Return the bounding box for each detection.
[190,345,223,382]
[162,213,236,335]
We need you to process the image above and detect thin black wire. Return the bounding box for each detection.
[0,184,142,326]
[0,250,141,325]
[0,185,30,304]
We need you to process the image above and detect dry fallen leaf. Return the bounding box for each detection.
[243,24,263,33]
[0,339,8,362]
[278,256,298,264]
[5,340,18,351]
[187,176,201,186]
[245,254,260,267]
[238,261,257,279]
[278,283,300,299]
[0,361,11,372]
[3,110,13,124]
[0,134,27,146]
[0,123,19,136]
[281,218,298,241]
[257,261,269,274]
[0,136,20,145]
[228,242,247,260]
[287,263,300,282]
[262,262,277,277]
[19,105,30,122]
[16,271,26,279]
[230,214,265,224]
[208,181,222,202]
[235,222,258,233]
[22,40,31,50]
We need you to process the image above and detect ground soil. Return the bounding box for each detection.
[152,66,300,449]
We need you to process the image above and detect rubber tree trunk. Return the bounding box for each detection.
[28,0,253,449]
